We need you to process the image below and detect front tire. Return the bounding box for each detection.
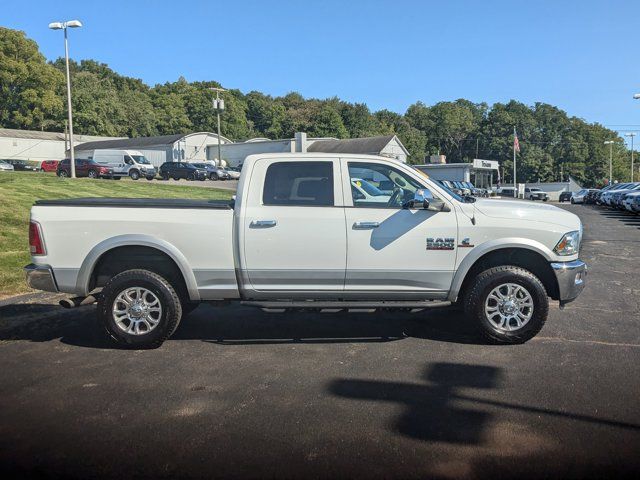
[209,172,219,181]
[97,269,182,349]
[463,266,548,344]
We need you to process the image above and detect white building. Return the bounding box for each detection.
[0,128,122,164]
[499,177,584,201]
[74,132,232,167]
[220,132,409,167]
[415,159,500,189]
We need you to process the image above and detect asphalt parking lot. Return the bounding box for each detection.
[0,204,638,479]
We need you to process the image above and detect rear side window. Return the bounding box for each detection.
[263,161,334,206]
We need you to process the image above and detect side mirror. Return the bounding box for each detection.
[404,189,450,212]
[425,198,451,212]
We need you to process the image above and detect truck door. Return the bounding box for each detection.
[341,159,457,297]
[241,158,346,293]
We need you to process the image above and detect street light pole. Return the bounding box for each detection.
[604,140,614,184]
[49,20,82,178]
[209,87,226,166]
[625,133,636,182]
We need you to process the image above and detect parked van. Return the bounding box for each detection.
[90,149,157,180]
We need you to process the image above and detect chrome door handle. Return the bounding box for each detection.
[250,220,277,228]
[353,221,380,229]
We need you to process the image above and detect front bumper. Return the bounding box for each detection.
[550,259,587,305]
[24,264,58,292]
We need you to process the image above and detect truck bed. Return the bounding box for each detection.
[30,198,237,300]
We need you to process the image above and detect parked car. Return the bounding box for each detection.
[0,160,15,172]
[559,191,573,202]
[5,159,38,171]
[571,188,599,204]
[595,184,618,205]
[57,158,113,179]
[525,187,549,201]
[192,163,230,180]
[159,162,207,181]
[584,190,600,204]
[497,187,516,197]
[611,183,640,209]
[601,183,633,206]
[40,160,60,173]
[89,149,156,180]
[222,167,241,180]
[26,152,586,348]
[622,191,640,212]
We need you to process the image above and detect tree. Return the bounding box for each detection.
[0,27,64,130]
[308,104,348,138]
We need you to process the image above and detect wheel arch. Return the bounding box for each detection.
[449,240,559,302]
[76,235,199,301]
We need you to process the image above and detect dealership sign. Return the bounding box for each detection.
[472,159,499,170]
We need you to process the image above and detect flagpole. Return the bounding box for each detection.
[513,126,517,198]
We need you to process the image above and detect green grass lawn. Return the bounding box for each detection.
[0,172,233,298]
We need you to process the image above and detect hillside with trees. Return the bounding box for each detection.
[0,27,632,186]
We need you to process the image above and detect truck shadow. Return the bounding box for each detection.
[0,302,486,349]
[328,362,640,445]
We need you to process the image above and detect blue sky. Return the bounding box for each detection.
[4,0,640,139]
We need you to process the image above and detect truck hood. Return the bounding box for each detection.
[473,198,581,230]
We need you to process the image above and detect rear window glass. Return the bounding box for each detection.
[263,162,334,206]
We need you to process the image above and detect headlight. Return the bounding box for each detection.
[554,230,581,256]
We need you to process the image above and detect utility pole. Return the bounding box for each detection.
[604,140,615,184]
[209,87,226,166]
[625,133,635,182]
[49,20,82,178]
[513,128,516,196]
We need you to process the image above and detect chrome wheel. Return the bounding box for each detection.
[484,283,533,332]
[112,287,162,335]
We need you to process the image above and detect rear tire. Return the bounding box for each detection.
[463,265,548,344]
[146,176,155,181]
[58,170,68,178]
[97,269,182,349]
[129,170,140,180]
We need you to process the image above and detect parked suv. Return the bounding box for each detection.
[57,159,113,179]
[159,162,207,181]
[559,191,573,202]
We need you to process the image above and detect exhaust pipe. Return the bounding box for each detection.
[59,295,96,309]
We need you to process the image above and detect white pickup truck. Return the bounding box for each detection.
[25,153,587,348]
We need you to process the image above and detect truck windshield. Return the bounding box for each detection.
[129,155,150,164]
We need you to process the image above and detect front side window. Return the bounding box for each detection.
[263,161,334,206]
[348,162,433,208]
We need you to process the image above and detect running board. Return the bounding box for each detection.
[241,300,451,310]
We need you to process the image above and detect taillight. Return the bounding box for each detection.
[29,221,46,256]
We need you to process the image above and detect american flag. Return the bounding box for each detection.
[514,132,520,153]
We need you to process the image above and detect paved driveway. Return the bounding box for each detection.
[0,204,638,478]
